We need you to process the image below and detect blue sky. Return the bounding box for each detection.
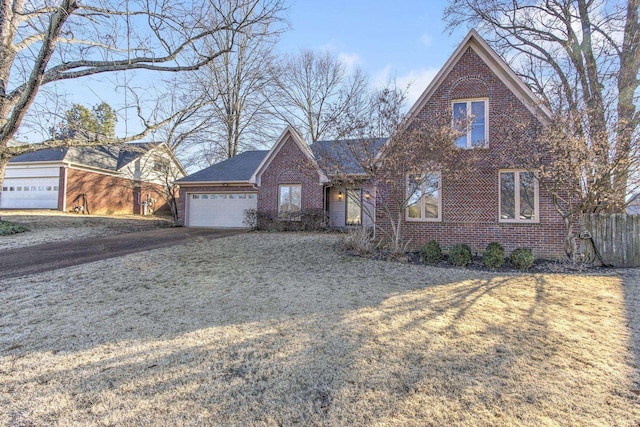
[21,1,469,142]
[277,0,468,104]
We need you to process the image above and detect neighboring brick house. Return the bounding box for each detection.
[176,30,566,257]
[1,142,185,215]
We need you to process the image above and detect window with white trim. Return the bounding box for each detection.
[499,170,538,222]
[453,98,488,148]
[279,184,302,217]
[407,173,441,221]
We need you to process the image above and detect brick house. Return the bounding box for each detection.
[1,142,185,215]
[176,30,566,258]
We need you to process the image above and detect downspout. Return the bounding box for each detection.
[61,164,69,212]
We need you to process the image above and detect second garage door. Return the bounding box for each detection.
[187,192,257,228]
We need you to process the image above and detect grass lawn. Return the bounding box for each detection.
[1,233,638,426]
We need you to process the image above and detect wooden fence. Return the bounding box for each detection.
[581,214,640,268]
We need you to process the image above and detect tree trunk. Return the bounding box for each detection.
[613,0,640,212]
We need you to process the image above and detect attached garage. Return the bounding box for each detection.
[187,192,257,228]
[176,150,269,228]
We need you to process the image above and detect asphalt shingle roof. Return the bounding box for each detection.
[9,143,159,172]
[176,150,269,183]
[311,138,387,175]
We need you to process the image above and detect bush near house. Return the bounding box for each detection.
[0,220,28,235]
[244,209,327,232]
[511,248,535,270]
[448,244,473,267]
[483,242,506,269]
[420,240,443,264]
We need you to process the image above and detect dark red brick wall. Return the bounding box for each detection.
[65,168,167,215]
[257,135,324,215]
[176,184,257,226]
[376,47,566,258]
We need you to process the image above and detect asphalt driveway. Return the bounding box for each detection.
[0,227,242,280]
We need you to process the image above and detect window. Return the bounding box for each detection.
[346,189,362,225]
[499,170,538,222]
[192,194,200,199]
[1,187,6,192]
[279,184,302,217]
[453,98,488,148]
[407,173,441,221]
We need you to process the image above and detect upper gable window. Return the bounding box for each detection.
[453,98,488,148]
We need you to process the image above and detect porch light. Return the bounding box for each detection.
[364,191,372,200]
[337,191,343,200]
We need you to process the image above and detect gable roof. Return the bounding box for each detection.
[251,126,328,185]
[9,143,163,173]
[311,138,387,175]
[406,29,552,124]
[175,150,269,184]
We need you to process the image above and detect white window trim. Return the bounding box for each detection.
[406,172,442,222]
[278,183,302,217]
[498,169,540,224]
[452,98,489,149]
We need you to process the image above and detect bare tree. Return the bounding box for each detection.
[267,49,369,142]
[0,0,285,183]
[187,17,282,164]
[444,0,640,214]
[314,87,470,254]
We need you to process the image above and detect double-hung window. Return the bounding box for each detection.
[499,170,538,222]
[453,98,488,148]
[278,184,302,218]
[407,173,441,221]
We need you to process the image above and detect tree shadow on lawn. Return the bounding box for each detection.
[1,235,639,424]
[3,267,637,424]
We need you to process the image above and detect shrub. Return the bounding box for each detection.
[510,248,535,270]
[342,227,375,255]
[420,240,442,264]
[482,242,505,269]
[0,220,29,236]
[448,243,472,267]
[245,209,328,232]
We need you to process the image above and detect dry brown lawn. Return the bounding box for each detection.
[1,233,639,426]
[0,210,171,250]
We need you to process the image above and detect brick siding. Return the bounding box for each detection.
[65,167,167,215]
[376,47,566,258]
[257,135,324,215]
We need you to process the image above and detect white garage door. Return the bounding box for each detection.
[187,192,257,228]
[1,178,60,209]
